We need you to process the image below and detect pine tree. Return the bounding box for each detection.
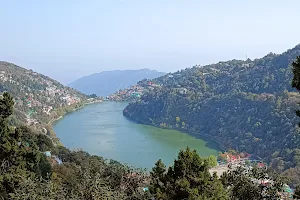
[294,185,300,199]
[150,159,167,199]
[292,56,300,90]
[0,92,40,198]
[292,56,300,123]
[150,147,229,200]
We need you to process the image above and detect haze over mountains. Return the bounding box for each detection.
[68,69,166,96]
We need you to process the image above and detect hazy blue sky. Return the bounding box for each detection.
[1,0,300,84]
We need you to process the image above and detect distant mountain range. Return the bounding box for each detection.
[68,69,166,97]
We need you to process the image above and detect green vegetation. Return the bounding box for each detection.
[0,92,149,199]
[221,166,285,199]
[292,55,300,123]
[124,45,300,186]
[0,61,91,136]
[294,185,300,199]
[2,44,300,198]
[0,92,288,199]
[149,148,228,200]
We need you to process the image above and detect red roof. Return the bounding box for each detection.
[258,163,265,167]
[231,155,237,160]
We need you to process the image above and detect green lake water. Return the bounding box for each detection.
[53,101,220,169]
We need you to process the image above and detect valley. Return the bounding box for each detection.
[1,52,300,198]
[2,2,300,198]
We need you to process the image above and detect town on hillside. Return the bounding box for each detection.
[210,151,295,199]
[107,76,189,101]
[0,63,91,133]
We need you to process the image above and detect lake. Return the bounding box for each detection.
[53,101,220,169]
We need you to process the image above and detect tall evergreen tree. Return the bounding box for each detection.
[0,92,40,198]
[150,147,228,200]
[294,185,300,199]
[292,56,300,122]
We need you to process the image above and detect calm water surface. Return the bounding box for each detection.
[53,102,220,169]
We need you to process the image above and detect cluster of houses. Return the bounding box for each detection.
[107,74,194,101]
[42,106,53,115]
[107,81,161,101]
[26,118,39,126]
[0,68,83,126]
[61,94,81,106]
[46,86,62,97]
[209,152,294,199]
[0,70,10,82]
[0,70,19,84]
[21,92,81,125]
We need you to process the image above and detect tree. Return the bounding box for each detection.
[292,56,300,90]
[292,56,300,123]
[89,94,97,98]
[150,147,228,200]
[294,185,300,199]
[207,155,218,167]
[36,134,54,152]
[221,166,284,200]
[0,93,40,198]
[0,92,14,119]
[175,116,180,123]
[150,159,167,199]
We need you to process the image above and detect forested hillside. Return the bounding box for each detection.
[0,92,290,199]
[0,61,89,135]
[124,45,300,182]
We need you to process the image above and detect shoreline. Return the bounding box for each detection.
[49,99,104,125]
[123,113,227,152]
[48,99,104,141]
[48,100,222,171]
[49,99,225,155]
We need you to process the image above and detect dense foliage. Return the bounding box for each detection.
[124,45,300,185]
[292,56,300,122]
[221,166,285,199]
[149,148,228,200]
[0,92,150,199]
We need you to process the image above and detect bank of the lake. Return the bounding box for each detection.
[123,110,227,152]
[53,101,221,169]
[48,100,104,136]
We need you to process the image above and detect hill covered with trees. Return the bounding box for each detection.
[124,45,300,185]
[0,61,91,137]
[0,92,291,199]
[68,69,166,97]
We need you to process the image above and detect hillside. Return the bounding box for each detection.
[0,93,290,199]
[68,69,166,97]
[0,61,90,135]
[123,45,300,179]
